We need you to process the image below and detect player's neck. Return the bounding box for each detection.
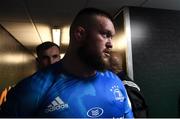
[61,54,96,78]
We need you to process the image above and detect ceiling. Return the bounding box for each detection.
[1,0,180,55]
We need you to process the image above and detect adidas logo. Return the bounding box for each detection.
[45,96,69,113]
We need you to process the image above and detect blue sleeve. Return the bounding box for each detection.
[124,94,134,118]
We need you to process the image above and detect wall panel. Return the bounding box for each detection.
[129,7,180,117]
[114,6,180,117]
[0,25,36,93]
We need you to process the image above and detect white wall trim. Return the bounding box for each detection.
[123,7,134,80]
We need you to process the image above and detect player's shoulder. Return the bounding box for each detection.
[104,70,120,78]
[15,61,62,94]
[98,70,122,83]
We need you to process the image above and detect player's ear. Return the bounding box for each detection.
[74,26,86,42]
[36,57,40,63]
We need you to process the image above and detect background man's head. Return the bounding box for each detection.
[109,53,123,74]
[69,8,115,71]
[36,41,61,69]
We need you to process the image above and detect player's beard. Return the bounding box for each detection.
[77,43,110,72]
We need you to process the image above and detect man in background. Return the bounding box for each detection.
[36,41,61,69]
[0,42,61,106]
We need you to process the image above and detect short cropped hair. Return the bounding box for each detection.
[70,7,114,38]
[36,41,60,58]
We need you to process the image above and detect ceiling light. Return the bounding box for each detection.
[52,28,61,46]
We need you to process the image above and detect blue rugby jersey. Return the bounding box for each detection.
[0,62,133,118]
